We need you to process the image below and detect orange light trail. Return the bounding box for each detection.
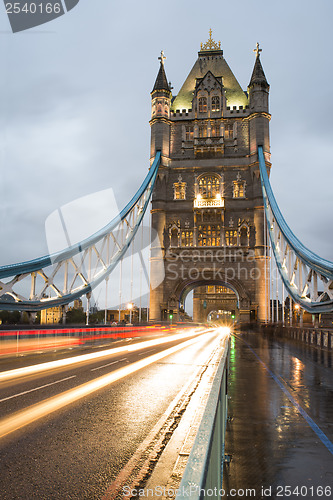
[0,330,226,439]
[0,328,207,383]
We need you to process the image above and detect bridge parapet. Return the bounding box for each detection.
[263,324,333,351]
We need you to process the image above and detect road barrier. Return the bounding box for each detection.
[176,338,230,499]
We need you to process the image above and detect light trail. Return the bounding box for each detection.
[0,328,207,383]
[0,376,76,403]
[0,330,223,439]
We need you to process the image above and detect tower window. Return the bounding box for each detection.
[198,97,208,113]
[233,173,246,198]
[224,124,233,140]
[198,125,207,138]
[198,175,221,198]
[210,123,220,137]
[181,230,193,247]
[198,225,221,247]
[174,175,187,200]
[185,126,194,141]
[212,96,220,112]
[225,230,238,246]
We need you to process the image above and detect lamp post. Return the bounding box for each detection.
[127,303,133,324]
[294,304,300,325]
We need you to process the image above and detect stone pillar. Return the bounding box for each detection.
[193,296,201,323]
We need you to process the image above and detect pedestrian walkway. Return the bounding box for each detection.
[223,331,333,499]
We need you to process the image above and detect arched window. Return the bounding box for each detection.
[198,175,220,198]
[198,97,207,113]
[239,226,249,246]
[212,96,220,112]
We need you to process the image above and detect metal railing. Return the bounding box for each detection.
[176,337,230,499]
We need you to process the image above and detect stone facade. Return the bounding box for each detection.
[149,36,271,323]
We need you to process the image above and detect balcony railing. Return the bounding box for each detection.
[194,197,224,209]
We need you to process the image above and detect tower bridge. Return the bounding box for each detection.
[0,33,332,500]
[0,33,332,325]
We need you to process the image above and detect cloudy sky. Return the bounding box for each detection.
[0,0,332,309]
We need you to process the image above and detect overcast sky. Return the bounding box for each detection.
[0,0,332,309]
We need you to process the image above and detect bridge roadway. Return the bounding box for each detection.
[0,327,332,499]
[0,326,223,499]
[223,331,333,499]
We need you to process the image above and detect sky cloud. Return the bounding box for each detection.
[0,0,332,311]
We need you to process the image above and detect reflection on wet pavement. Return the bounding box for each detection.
[223,331,333,499]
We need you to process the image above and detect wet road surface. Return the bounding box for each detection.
[223,331,333,500]
[0,328,222,499]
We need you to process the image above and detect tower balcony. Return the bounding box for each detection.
[194,137,224,157]
[194,195,224,209]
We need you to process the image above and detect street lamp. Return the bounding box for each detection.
[127,303,133,324]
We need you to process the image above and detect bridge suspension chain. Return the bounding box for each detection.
[0,153,161,311]
[258,146,333,314]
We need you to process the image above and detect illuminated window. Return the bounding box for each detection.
[198,225,221,246]
[174,182,186,200]
[198,125,207,138]
[199,97,207,113]
[225,230,238,246]
[233,181,246,198]
[224,124,233,139]
[212,96,220,112]
[185,126,194,141]
[216,286,233,294]
[211,123,219,137]
[198,175,220,198]
[207,285,215,293]
[181,230,193,247]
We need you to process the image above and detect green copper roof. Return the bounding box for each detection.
[171,50,248,111]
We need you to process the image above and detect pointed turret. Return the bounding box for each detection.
[248,43,270,156]
[248,43,270,112]
[150,51,172,160]
[152,56,171,93]
[249,52,269,88]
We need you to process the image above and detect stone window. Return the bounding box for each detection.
[198,175,220,198]
[198,225,221,246]
[210,123,219,137]
[199,97,207,113]
[233,173,246,198]
[225,230,238,246]
[211,96,220,112]
[239,226,249,246]
[224,124,233,139]
[185,126,194,141]
[198,125,207,138]
[181,230,193,247]
[173,175,187,200]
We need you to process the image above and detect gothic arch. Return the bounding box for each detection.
[172,271,251,311]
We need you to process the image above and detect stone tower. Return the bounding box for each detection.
[149,34,271,323]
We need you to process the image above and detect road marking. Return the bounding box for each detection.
[138,349,155,356]
[90,358,127,372]
[0,376,77,403]
[236,334,333,456]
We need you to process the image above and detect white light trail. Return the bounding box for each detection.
[0,330,224,439]
[0,328,207,383]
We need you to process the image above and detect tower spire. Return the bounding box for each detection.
[249,43,269,88]
[152,51,171,93]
